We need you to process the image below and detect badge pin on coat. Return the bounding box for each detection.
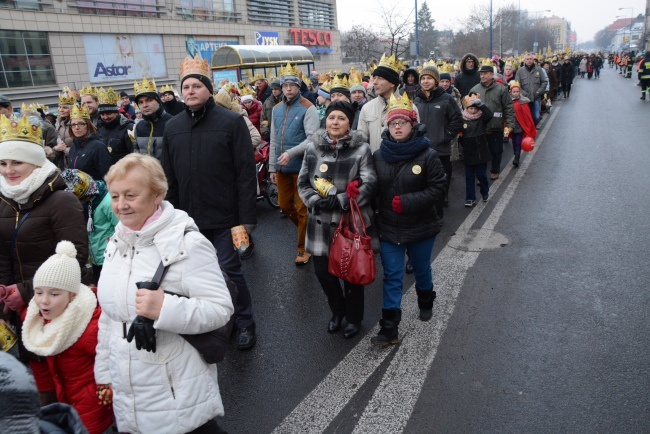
[412,165,422,175]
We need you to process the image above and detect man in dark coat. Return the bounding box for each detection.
[119,91,136,120]
[161,57,258,351]
[98,91,134,164]
[160,85,185,116]
[454,53,481,98]
[133,78,172,160]
[254,77,272,104]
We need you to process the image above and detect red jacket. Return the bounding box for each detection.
[43,305,113,434]
[245,99,263,132]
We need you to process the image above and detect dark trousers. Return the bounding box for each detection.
[313,255,364,324]
[200,228,254,328]
[641,79,650,96]
[187,418,227,434]
[512,132,523,154]
[561,82,572,95]
[486,131,504,174]
[464,163,489,201]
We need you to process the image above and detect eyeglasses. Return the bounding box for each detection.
[388,120,409,128]
[70,122,87,128]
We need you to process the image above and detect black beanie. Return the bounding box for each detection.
[181,74,214,94]
[135,91,161,106]
[372,66,400,87]
[120,90,129,98]
[325,101,355,126]
[329,86,351,100]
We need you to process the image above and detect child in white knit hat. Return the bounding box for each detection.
[22,240,114,434]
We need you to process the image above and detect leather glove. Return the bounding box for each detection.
[314,195,340,213]
[1,284,23,314]
[126,281,159,352]
[345,180,360,200]
[472,99,483,107]
[392,196,403,214]
[243,224,257,234]
[96,384,113,405]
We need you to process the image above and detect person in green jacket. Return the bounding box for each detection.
[61,169,118,284]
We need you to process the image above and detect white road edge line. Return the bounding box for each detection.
[272,106,562,434]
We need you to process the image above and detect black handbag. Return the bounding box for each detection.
[151,260,238,364]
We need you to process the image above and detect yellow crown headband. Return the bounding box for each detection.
[378,53,403,74]
[134,77,157,97]
[71,104,90,120]
[159,84,175,94]
[0,114,44,146]
[59,87,76,106]
[387,92,413,113]
[280,62,299,78]
[97,87,119,106]
[180,55,210,81]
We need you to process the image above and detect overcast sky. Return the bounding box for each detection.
[336,0,646,43]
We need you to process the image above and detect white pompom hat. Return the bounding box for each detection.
[33,241,81,294]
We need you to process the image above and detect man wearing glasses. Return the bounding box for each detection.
[454,53,482,99]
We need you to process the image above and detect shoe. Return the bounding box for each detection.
[641,95,646,100]
[405,260,413,274]
[343,323,360,339]
[482,193,489,202]
[328,315,343,333]
[235,326,256,351]
[295,251,311,266]
[370,309,401,347]
[464,199,475,208]
[490,173,500,180]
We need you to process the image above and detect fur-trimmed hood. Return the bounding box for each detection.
[461,53,480,74]
[311,129,369,150]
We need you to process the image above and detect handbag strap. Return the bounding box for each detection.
[348,198,367,237]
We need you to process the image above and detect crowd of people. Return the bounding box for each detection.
[0,48,621,433]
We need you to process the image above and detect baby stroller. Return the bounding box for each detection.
[255,142,279,209]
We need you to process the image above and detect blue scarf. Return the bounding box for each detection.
[380,126,431,163]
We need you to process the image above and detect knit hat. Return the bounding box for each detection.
[439,73,451,81]
[372,65,400,87]
[61,169,98,200]
[0,352,40,433]
[181,74,214,94]
[350,83,366,94]
[0,114,47,167]
[119,90,129,98]
[419,62,440,84]
[325,101,355,126]
[241,94,254,103]
[386,93,417,125]
[0,94,11,108]
[33,241,81,294]
[270,79,282,90]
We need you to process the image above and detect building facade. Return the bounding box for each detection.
[539,16,572,52]
[0,0,342,105]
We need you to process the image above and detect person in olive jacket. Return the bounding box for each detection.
[161,57,258,351]
[414,62,462,209]
[371,94,446,348]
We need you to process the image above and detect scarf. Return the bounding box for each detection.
[0,161,58,205]
[322,131,351,150]
[380,128,430,163]
[462,109,483,121]
[22,285,96,357]
[504,71,514,82]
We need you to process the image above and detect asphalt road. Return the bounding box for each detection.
[216,66,650,433]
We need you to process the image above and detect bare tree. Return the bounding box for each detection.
[341,25,382,67]
[375,2,414,58]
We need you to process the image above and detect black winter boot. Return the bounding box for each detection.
[415,288,436,321]
[513,152,520,167]
[370,309,401,347]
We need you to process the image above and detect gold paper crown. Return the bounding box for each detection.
[318,72,329,84]
[71,104,90,120]
[348,67,357,75]
[368,63,377,74]
[252,73,265,82]
[160,84,175,94]
[20,103,41,115]
[59,87,75,106]
[97,87,119,106]
[0,114,44,146]
[303,77,312,86]
[239,85,255,97]
[134,77,157,97]
[279,62,299,78]
[349,72,363,88]
[79,85,97,97]
[422,59,437,69]
[180,55,210,80]
[387,93,413,113]
[378,53,402,74]
[462,94,481,109]
[319,79,332,93]
[509,80,521,89]
[330,75,349,90]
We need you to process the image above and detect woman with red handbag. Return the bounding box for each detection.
[371,93,447,347]
[298,101,377,339]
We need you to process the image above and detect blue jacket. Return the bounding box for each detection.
[270,95,318,174]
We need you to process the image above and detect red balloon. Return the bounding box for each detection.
[521,137,535,152]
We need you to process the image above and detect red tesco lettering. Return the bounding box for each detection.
[289,28,332,46]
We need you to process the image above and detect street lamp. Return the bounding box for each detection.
[619,7,633,51]
[531,9,551,54]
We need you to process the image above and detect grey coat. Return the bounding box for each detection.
[298,130,377,257]
[470,79,516,132]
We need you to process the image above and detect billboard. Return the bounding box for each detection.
[186,36,238,61]
[83,34,166,83]
[255,31,280,46]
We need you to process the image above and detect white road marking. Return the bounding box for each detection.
[273,106,562,434]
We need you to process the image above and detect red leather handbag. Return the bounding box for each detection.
[328,198,376,286]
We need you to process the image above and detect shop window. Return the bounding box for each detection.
[177,0,238,21]
[0,30,55,89]
[247,0,293,27]
[0,0,41,10]
[299,1,334,30]
[75,0,160,17]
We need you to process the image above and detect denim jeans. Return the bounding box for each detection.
[380,237,436,310]
[465,163,489,201]
[486,132,503,174]
[529,100,541,125]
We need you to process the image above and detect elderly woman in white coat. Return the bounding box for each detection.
[95,154,234,434]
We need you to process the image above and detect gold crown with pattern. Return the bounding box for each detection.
[0,114,44,146]
[79,85,97,97]
[462,93,481,108]
[318,72,329,84]
[509,80,521,90]
[378,53,402,74]
[97,87,119,106]
[252,73,266,82]
[387,92,413,113]
[71,104,90,120]
[349,72,363,88]
[134,77,157,97]
[160,84,175,94]
[180,55,210,80]
[319,79,332,93]
[239,85,255,97]
[59,86,76,106]
[422,59,437,69]
[330,75,349,90]
[20,103,42,115]
[279,62,299,78]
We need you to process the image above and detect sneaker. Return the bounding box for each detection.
[295,251,311,266]
[482,193,489,202]
[464,200,475,208]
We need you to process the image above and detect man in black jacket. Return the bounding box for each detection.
[133,78,172,160]
[98,87,134,164]
[162,57,258,351]
[160,85,185,116]
[454,53,481,98]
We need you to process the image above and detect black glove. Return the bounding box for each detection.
[314,195,340,213]
[126,280,159,353]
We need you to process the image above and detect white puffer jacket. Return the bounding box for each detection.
[95,201,234,434]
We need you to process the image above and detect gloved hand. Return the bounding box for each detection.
[345,180,360,199]
[472,99,483,107]
[314,195,340,213]
[96,384,113,405]
[126,316,156,352]
[244,224,257,234]
[392,196,403,214]
[1,284,23,314]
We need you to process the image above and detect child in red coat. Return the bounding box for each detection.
[22,241,114,434]
[509,80,537,167]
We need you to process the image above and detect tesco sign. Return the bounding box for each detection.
[289,28,332,46]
